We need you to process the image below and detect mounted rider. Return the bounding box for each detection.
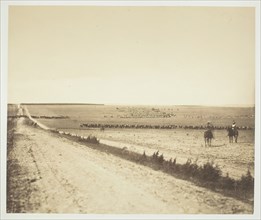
[206,121,214,138]
[204,121,214,146]
[232,121,236,130]
[228,121,239,143]
[206,121,214,130]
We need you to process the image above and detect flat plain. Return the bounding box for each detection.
[26,104,255,179]
[6,104,255,214]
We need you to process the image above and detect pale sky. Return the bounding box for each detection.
[8,6,255,105]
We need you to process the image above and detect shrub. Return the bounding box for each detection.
[85,135,99,144]
[219,173,236,190]
[198,161,222,182]
[178,158,198,178]
[152,150,159,159]
[181,158,192,173]
[164,158,173,171]
[170,158,178,172]
[139,151,147,163]
[158,154,164,164]
[237,170,254,193]
[189,161,199,177]
[172,158,177,166]
[152,151,165,165]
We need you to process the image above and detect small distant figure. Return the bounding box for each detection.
[227,121,239,143]
[204,121,214,147]
[232,121,236,130]
[206,121,214,130]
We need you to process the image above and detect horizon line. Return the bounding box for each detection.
[8,102,255,108]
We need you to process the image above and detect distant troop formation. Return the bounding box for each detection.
[31,115,69,119]
[81,120,243,147]
[80,123,252,130]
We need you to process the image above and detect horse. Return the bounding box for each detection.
[227,127,239,143]
[204,129,214,147]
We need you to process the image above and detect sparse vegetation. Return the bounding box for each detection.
[7,118,16,152]
[79,135,99,144]
[7,115,30,213]
[236,170,254,196]
[49,129,100,145]
[136,150,254,200]
[56,126,254,202]
[22,104,255,202]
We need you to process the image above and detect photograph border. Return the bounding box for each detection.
[1,1,260,219]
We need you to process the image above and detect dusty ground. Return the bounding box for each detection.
[7,118,253,214]
[63,128,254,180]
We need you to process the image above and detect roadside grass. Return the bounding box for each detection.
[7,117,20,212]
[140,151,254,201]
[79,135,100,144]
[7,118,16,153]
[7,104,19,156]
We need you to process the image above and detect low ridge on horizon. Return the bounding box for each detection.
[10,102,256,108]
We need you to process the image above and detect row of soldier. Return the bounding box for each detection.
[80,121,251,130]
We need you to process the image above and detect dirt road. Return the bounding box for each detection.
[7,118,253,214]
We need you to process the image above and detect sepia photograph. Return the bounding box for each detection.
[0,0,260,219]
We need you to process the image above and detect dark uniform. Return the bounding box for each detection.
[206,121,214,138]
[232,121,236,130]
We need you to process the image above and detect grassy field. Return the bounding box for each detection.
[23,104,255,180]
[25,104,255,129]
[62,127,254,180]
[6,104,255,205]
